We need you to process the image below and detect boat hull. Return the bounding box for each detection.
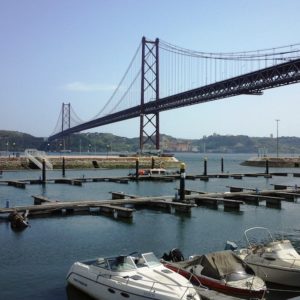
[246,261,300,287]
[164,263,265,299]
[67,273,160,300]
[67,262,200,300]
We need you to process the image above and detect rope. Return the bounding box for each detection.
[160,39,300,60]
[91,41,142,119]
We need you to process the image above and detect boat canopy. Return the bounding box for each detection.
[175,251,252,280]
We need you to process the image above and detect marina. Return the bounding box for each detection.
[1,153,300,300]
[2,1,300,299]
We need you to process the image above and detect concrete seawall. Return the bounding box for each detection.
[241,156,300,168]
[0,155,181,170]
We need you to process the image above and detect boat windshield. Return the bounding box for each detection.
[244,227,274,247]
[142,252,161,267]
[107,256,137,272]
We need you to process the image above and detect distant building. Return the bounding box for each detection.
[162,141,191,152]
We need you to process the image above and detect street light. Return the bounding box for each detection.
[276,119,280,158]
[106,145,110,158]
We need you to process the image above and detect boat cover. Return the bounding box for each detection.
[172,250,248,280]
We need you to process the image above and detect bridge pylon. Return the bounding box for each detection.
[61,102,71,150]
[140,37,160,151]
[62,103,71,132]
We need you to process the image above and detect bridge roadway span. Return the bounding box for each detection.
[49,58,300,140]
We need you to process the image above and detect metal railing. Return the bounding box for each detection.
[24,149,53,170]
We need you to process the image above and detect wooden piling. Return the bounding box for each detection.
[62,157,65,177]
[42,159,46,183]
[265,159,269,174]
[179,163,186,201]
[203,157,207,176]
[135,158,139,180]
[221,157,224,173]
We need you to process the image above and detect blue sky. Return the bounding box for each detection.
[1,0,300,139]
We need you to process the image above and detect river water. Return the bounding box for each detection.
[1,153,300,300]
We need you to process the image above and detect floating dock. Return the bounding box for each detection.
[1,186,299,221]
[1,170,300,189]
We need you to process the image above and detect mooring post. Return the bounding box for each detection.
[265,159,269,174]
[151,156,155,169]
[62,157,65,177]
[135,158,139,180]
[42,159,46,184]
[203,157,207,176]
[221,157,224,173]
[179,163,186,201]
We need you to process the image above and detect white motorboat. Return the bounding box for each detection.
[234,227,300,287]
[67,252,201,300]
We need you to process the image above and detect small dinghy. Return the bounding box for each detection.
[162,248,266,299]
[8,210,29,230]
[232,227,300,287]
[67,251,201,300]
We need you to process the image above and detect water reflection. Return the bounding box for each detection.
[66,284,94,300]
[266,283,300,300]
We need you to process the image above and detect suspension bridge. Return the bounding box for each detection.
[48,37,300,150]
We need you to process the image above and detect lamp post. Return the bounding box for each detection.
[106,145,109,158]
[276,119,280,158]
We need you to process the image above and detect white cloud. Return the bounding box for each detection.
[62,82,117,92]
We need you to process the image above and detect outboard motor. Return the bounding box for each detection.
[170,248,184,262]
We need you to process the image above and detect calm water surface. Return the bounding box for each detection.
[1,153,300,300]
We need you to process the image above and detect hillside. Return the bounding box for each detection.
[1,130,300,154]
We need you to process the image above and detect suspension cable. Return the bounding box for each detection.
[91,41,142,119]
